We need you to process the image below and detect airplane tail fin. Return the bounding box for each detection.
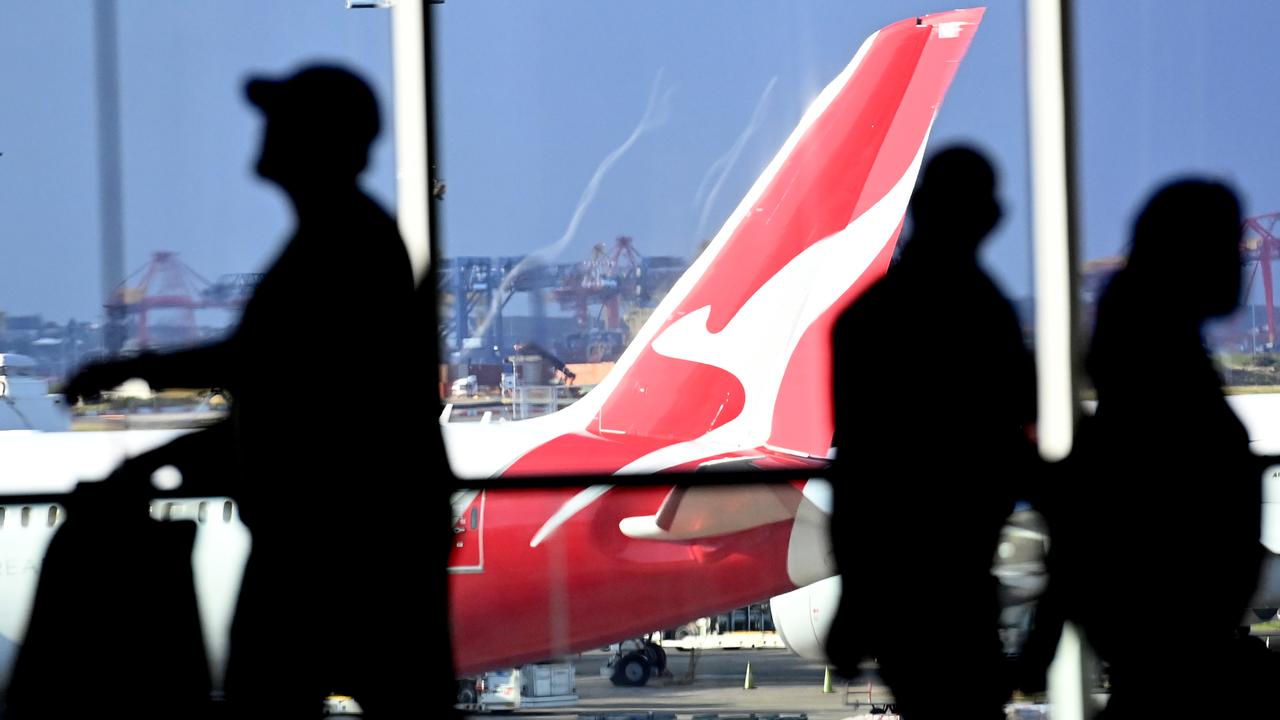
[506,9,985,475]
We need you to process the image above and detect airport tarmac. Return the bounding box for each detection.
[473,637,1280,720]
[463,649,902,720]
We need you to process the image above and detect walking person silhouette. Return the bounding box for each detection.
[58,66,451,717]
[826,147,1038,719]
[1060,180,1272,717]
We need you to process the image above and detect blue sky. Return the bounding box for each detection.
[433,0,1031,297]
[3,2,1280,322]
[0,1,396,321]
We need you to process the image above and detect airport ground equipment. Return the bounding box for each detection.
[0,354,71,431]
[844,678,897,716]
[322,694,362,717]
[455,661,577,712]
[662,630,785,652]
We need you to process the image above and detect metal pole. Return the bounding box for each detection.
[391,0,431,283]
[94,0,126,355]
[1027,0,1090,718]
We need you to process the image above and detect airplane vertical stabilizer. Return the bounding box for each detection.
[505,9,986,475]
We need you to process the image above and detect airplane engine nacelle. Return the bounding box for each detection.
[772,512,1050,663]
[770,575,842,662]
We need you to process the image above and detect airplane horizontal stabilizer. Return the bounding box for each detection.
[619,482,803,541]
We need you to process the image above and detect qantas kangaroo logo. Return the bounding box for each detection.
[645,129,931,464]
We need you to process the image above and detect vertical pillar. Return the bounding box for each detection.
[95,0,126,355]
[391,0,431,282]
[1027,1,1090,718]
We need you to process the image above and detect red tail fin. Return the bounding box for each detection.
[507,9,986,475]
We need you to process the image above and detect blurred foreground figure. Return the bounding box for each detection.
[1060,180,1274,717]
[54,66,453,717]
[827,147,1037,719]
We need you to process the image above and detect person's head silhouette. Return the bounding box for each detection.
[246,65,380,192]
[1126,179,1242,321]
[907,146,1001,255]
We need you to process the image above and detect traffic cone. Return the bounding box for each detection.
[743,661,756,690]
[823,665,834,693]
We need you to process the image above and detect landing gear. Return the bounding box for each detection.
[605,637,670,686]
[610,652,651,687]
[642,641,668,674]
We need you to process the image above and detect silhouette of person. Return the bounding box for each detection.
[1059,180,1271,716]
[59,66,451,717]
[826,147,1037,719]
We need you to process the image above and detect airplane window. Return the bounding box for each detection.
[223,500,235,524]
[45,506,58,528]
[20,507,31,528]
[0,507,6,528]
[198,501,209,524]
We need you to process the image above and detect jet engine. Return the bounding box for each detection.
[770,575,841,662]
[771,510,1050,662]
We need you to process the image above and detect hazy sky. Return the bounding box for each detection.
[4,1,1280,323]
[433,0,1032,296]
[1,1,397,322]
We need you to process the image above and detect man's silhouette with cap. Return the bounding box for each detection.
[826,147,1037,720]
[63,66,445,717]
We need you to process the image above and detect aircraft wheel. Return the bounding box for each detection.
[456,681,477,705]
[610,652,651,687]
[643,641,668,673]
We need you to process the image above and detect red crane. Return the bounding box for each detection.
[106,252,242,349]
[554,235,644,331]
[1242,213,1280,349]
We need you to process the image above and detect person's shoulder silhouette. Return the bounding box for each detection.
[1088,180,1242,400]
[833,146,1030,458]
[827,146,1035,720]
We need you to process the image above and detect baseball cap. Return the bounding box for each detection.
[246,65,380,146]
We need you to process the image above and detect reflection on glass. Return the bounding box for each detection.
[435,2,1032,479]
[0,1,1058,716]
[1,1,395,428]
[439,4,1040,719]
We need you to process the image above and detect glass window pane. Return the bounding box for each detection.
[1,0,393,703]
[435,0,1035,479]
[435,3,1043,718]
